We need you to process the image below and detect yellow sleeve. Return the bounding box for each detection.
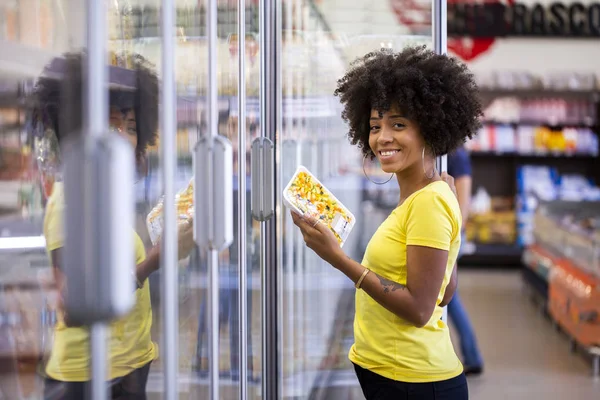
[405,190,455,251]
[44,196,65,252]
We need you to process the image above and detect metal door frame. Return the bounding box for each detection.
[432,0,449,323]
[237,1,249,400]
[259,0,280,398]
[160,0,179,398]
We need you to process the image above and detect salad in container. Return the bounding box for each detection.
[146,178,194,245]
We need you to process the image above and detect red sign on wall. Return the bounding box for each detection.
[390,0,514,62]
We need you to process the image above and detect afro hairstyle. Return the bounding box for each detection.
[30,52,159,158]
[334,45,483,158]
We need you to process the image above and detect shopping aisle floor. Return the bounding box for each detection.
[452,270,600,400]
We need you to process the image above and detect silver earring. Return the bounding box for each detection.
[422,148,435,179]
[363,154,394,185]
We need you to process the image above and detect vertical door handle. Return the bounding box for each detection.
[194,135,234,251]
[250,137,274,221]
[213,135,234,250]
[63,133,135,325]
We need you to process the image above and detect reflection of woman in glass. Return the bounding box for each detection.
[32,53,194,400]
[292,46,482,399]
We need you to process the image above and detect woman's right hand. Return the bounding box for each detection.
[147,218,195,274]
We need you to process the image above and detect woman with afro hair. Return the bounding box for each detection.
[33,52,195,399]
[292,46,482,399]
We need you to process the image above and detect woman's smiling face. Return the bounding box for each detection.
[368,104,426,174]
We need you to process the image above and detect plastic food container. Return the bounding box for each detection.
[146,179,194,245]
[283,166,356,247]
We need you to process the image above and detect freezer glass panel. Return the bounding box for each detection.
[0,0,118,398]
[109,0,262,399]
[0,0,255,398]
[278,1,433,398]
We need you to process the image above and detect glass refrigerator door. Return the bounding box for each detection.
[111,1,262,399]
[0,1,112,398]
[0,0,259,399]
[276,0,446,398]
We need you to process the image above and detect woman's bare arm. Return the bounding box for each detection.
[439,263,458,307]
[51,247,159,290]
[331,245,449,328]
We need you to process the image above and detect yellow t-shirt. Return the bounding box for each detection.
[349,181,463,383]
[43,182,158,382]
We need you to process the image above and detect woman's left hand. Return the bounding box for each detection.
[441,171,458,199]
[291,212,344,266]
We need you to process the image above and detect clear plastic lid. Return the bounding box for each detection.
[283,166,355,247]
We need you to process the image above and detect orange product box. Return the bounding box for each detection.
[548,259,600,347]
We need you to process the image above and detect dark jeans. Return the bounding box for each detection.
[353,364,468,400]
[447,234,484,369]
[447,292,484,368]
[43,362,151,400]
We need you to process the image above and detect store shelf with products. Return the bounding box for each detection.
[461,78,600,266]
[0,104,41,216]
[463,161,600,264]
[470,152,598,160]
[521,201,600,377]
[462,191,521,266]
[468,124,598,158]
[478,89,599,106]
[476,71,598,97]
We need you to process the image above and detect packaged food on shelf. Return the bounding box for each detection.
[482,96,597,126]
[532,208,566,254]
[467,189,516,245]
[1,0,19,41]
[1,0,57,48]
[146,179,194,245]
[542,72,597,91]
[531,201,600,274]
[467,123,598,156]
[517,165,560,246]
[466,210,517,245]
[283,166,355,247]
[565,231,597,275]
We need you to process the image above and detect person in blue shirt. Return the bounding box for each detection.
[447,147,484,375]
